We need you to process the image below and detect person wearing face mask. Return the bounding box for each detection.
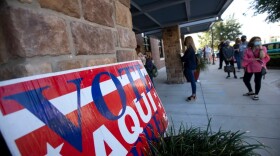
[242,37,270,100]
[239,35,248,78]
[223,40,237,79]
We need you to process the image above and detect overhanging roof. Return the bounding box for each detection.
[131,0,233,37]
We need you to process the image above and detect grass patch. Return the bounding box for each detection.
[148,119,268,156]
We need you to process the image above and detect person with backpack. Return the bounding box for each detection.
[180,36,197,102]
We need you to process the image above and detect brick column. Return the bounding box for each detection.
[162,26,185,84]
[150,37,160,67]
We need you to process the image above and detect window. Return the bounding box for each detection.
[143,36,151,52]
[159,39,164,58]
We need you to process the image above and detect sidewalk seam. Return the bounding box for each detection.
[199,82,210,121]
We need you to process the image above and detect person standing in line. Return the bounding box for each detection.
[218,41,225,69]
[145,52,156,85]
[239,35,248,78]
[242,36,270,100]
[136,45,146,65]
[223,40,237,79]
[233,38,241,72]
[181,36,197,102]
[204,45,212,64]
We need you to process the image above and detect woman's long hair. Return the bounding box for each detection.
[235,38,241,44]
[184,36,197,52]
[247,36,261,48]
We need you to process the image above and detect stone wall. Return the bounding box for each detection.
[0,0,137,81]
[150,37,165,69]
[162,26,185,84]
[135,34,165,69]
[135,34,144,52]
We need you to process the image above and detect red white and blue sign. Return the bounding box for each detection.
[0,60,168,156]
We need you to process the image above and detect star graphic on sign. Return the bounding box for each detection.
[163,113,168,121]
[148,81,152,87]
[158,102,162,109]
[153,92,157,98]
[45,143,64,156]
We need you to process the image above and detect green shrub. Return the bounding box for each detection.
[149,119,268,156]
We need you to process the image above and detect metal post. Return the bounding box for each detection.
[211,27,215,65]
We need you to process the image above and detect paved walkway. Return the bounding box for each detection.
[155,62,280,156]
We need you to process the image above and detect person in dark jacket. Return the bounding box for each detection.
[145,52,155,85]
[218,41,225,69]
[181,36,197,102]
[223,40,237,79]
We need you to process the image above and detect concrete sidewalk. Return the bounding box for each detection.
[154,63,280,156]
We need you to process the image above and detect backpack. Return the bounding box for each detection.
[152,65,158,77]
[195,54,201,66]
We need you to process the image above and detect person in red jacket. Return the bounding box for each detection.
[242,36,270,100]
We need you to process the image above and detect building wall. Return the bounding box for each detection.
[135,35,165,69]
[0,0,137,81]
[162,26,185,84]
[150,37,165,69]
[135,34,144,52]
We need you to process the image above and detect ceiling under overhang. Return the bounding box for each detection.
[131,0,233,38]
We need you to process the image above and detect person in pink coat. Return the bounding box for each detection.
[242,36,270,100]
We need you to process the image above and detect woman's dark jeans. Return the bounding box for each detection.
[184,69,196,94]
[234,53,241,70]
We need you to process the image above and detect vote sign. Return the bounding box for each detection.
[0,61,168,156]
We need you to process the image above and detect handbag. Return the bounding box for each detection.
[224,65,235,72]
[252,50,267,76]
[261,67,267,76]
[152,65,158,77]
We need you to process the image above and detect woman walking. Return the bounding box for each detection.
[181,36,197,102]
[242,36,270,100]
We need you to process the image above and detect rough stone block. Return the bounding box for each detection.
[0,62,52,80]
[39,0,80,18]
[25,62,52,75]
[2,7,70,58]
[0,63,26,81]
[87,57,116,66]
[57,60,83,71]
[71,21,115,55]
[117,27,136,49]
[113,31,119,47]
[82,0,114,27]
[18,0,32,3]
[116,50,136,62]
[0,23,8,64]
[119,0,130,8]
[116,1,132,28]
